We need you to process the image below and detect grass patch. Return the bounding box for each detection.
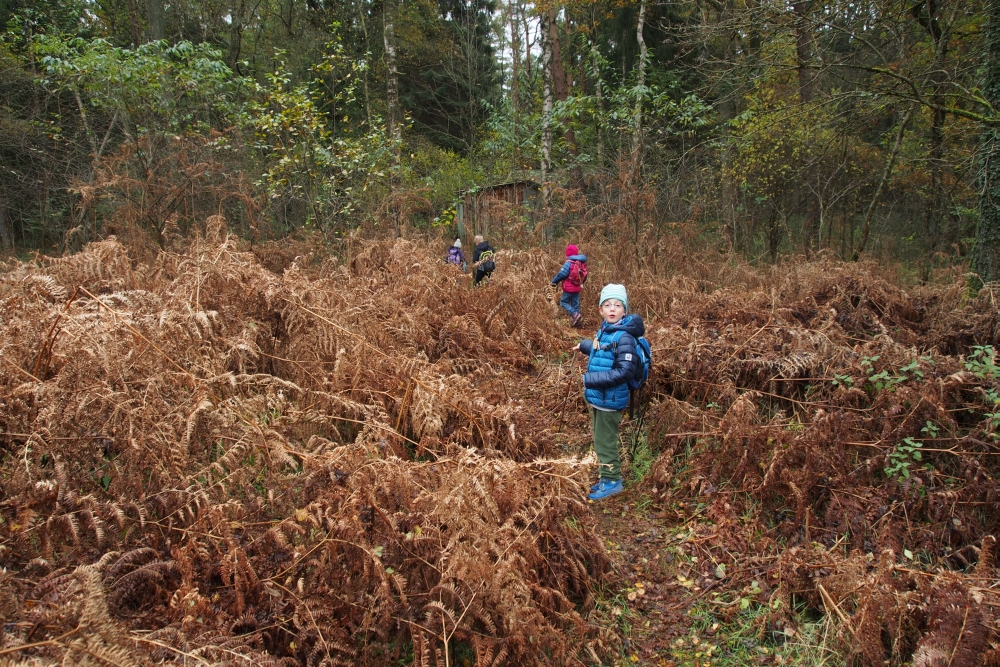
[622,423,656,485]
[665,599,841,666]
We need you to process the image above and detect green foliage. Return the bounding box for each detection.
[246,54,391,233]
[622,426,655,485]
[964,345,999,379]
[243,36,391,235]
[32,36,244,135]
[831,374,853,388]
[899,359,925,379]
[399,139,476,225]
[860,357,929,393]
[884,437,923,480]
[606,82,710,138]
[3,0,95,45]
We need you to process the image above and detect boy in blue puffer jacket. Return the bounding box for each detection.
[572,284,645,500]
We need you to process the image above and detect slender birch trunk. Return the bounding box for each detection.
[360,4,374,129]
[383,0,401,233]
[509,0,520,176]
[852,108,913,261]
[509,1,519,115]
[590,39,604,169]
[540,9,554,213]
[383,0,401,167]
[632,0,647,165]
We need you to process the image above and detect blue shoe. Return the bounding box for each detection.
[590,479,604,492]
[588,478,623,500]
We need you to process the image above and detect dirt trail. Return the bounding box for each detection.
[553,317,695,664]
[594,498,691,664]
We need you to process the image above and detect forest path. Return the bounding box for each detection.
[552,313,703,666]
[591,491,703,666]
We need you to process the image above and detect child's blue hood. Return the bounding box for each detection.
[599,314,645,337]
[568,253,587,262]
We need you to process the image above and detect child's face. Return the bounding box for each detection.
[599,299,625,324]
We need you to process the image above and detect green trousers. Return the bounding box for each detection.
[590,407,624,482]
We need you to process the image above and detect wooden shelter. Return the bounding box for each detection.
[455,179,540,238]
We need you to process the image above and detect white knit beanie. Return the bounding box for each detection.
[599,284,628,312]
[453,238,462,248]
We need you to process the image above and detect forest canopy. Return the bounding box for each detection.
[0,0,997,276]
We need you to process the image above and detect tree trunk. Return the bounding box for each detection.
[540,9,554,213]
[509,0,519,115]
[548,8,568,102]
[548,6,582,176]
[228,0,244,73]
[0,201,12,251]
[852,107,913,261]
[711,0,740,252]
[793,1,813,104]
[383,0,401,234]
[590,39,604,169]
[911,0,950,254]
[632,0,647,164]
[973,0,1000,285]
[360,4,374,129]
[146,0,164,41]
[521,4,532,83]
[794,1,819,254]
[719,92,738,251]
[509,0,520,176]
[125,0,142,45]
[383,0,401,168]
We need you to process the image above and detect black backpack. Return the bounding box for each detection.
[478,249,495,273]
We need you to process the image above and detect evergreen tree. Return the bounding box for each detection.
[397,0,500,153]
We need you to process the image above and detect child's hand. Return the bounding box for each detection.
[572,343,581,351]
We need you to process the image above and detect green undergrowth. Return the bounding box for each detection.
[666,600,841,667]
[622,419,657,486]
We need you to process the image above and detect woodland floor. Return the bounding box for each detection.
[1,233,999,667]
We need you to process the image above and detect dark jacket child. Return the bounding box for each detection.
[446,238,467,271]
[472,235,496,286]
[572,283,645,500]
[550,243,588,327]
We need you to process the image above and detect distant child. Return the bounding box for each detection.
[472,235,496,286]
[550,243,588,327]
[572,284,646,500]
[446,238,467,271]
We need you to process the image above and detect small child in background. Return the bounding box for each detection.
[550,244,588,327]
[446,238,467,271]
[572,283,645,500]
[472,235,496,286]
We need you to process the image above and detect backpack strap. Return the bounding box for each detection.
[595,329,633,355]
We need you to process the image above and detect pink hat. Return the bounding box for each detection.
[565,244,579,257]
